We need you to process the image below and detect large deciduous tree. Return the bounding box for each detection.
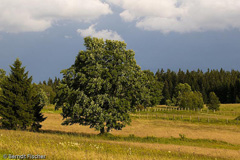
[55,37,144,134]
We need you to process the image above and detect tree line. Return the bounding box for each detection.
[155,68,240,104]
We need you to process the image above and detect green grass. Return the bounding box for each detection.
[132,104,240,125]
[0,129,229,160]
[2,104,239,159]
[27,129,240,150]
[41,104,62,114]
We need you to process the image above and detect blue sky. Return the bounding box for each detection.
[1,0,240,82]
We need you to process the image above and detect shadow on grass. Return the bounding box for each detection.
[40,129,97,138]
[38,129,239,150]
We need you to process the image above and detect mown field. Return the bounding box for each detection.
[1,104,240,160]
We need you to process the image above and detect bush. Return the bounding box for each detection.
[179,91,204,109]
[207,92,220,111]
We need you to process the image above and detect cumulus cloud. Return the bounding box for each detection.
[107,0,240,33]
[77,24,124,41]
[0,0,112,33]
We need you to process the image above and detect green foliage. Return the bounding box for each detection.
[166,99,176,106]
[141,70,163,107]
[174,83,204,109]
[31,86,47,131]
[39,84,56,104]
[55,37,145,133]
[0,58,46,131]
[175,83,192,95]
[32,83,49,105]
[156,68,240,104]
[207,92,220,111]
[135,104,144,110]
[0,69,6,80]
[179,91,204,109]
[0,69,6,95]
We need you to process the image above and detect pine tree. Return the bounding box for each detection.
[0,59,45,130]
[0,59,33,129]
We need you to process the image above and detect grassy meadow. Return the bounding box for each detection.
[1,104,240,160]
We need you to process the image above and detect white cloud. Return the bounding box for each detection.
[0,0,112,33]
[77,24,124,41]
[107,0,240,33]
[64,35,72,39]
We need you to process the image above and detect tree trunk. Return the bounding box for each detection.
[100,127,105,134]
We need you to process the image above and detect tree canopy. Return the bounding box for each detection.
[55,37,146,134]
[207,92,220,111]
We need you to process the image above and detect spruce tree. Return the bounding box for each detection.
[0,59,45,130]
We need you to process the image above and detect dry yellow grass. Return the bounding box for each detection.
[42,113,240,145]
[1,129,240,160]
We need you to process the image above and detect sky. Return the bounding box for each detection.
[1,0,240,82]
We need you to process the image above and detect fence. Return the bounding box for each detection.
[132,108,240,125]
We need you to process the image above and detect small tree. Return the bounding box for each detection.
[207,92,220,111]
[174,83,204,109]
[55,37,145,134]
[31,87,47,131]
